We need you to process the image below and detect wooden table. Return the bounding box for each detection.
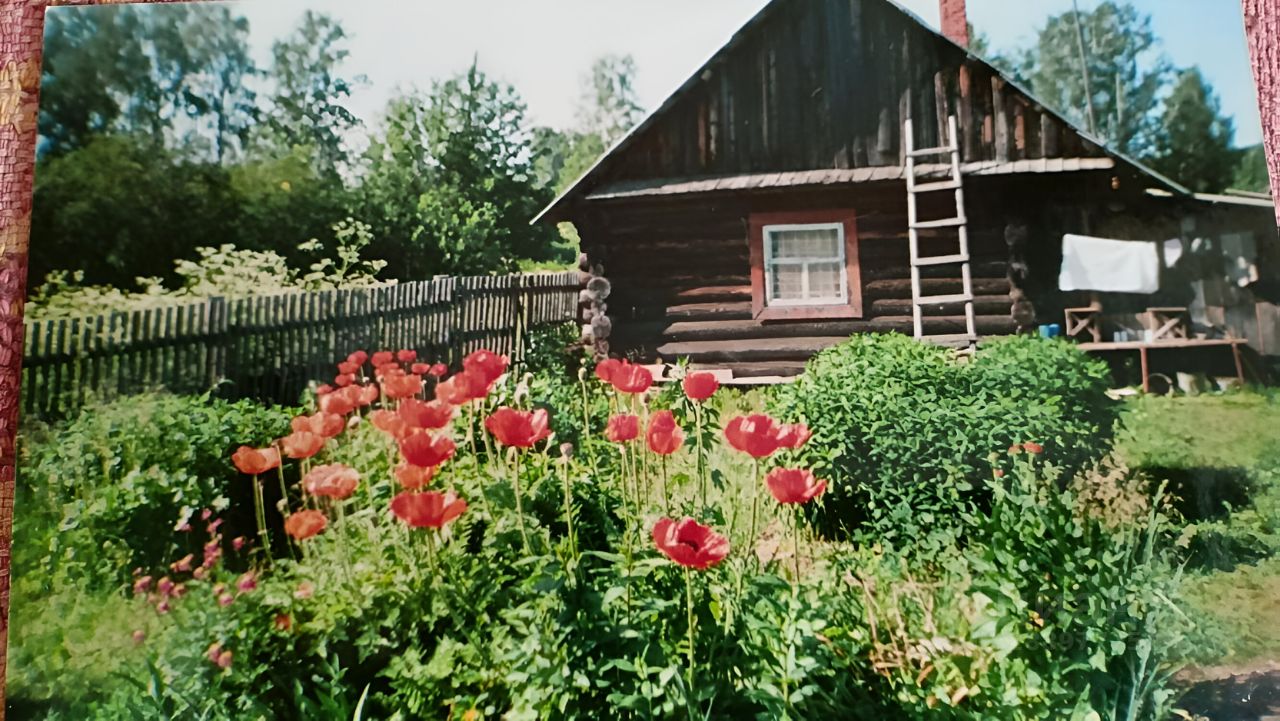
[1076,338,1248,393]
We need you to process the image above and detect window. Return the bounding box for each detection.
[763,223,848,306]
[748,209,862,321]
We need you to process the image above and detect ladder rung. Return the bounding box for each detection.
[912,253,970,267]
[909,180,961,194]
[911,217,966,230]
[907,146,955,158]
[916,293,973,305]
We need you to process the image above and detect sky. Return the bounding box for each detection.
[153,0,1269,148]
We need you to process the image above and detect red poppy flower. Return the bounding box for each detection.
[281,431,325,460]
[595,358,622,383]
[724,414,785,458]
[394,462,436,490]
[390,490,468,529]
[371,351,394,367]
[334,373,356,388]
[652,517,730,570]
[399,398,455,430]
[337,361,360,376]
[605,414,640,443]
[682,372,720,402]
[611,363,653,394]
[319,391,355,416]
[765,468,827,505]
[292,412,345,439]
[357,385,379,406]
[428,363,448,377]
[231,446,281,475]
[485,407,552,448]
[315,384,335,396]
[397,349,417,363]
[776,423,813,450]
[302,463,360,500]
[369,409,408,438]
[463,349,509,386]
[347,350,368,366]
[382,373,423,400]
[646,410,685,455]
[1023,441,1044,455]
[1008,444,1023,455]
[284,510,327,540]
[436,370,487,405]
[411,362,430,375]
[399,431,457,468]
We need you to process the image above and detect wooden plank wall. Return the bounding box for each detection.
[608,0,1099,183]
[20,271,581,418]
[593,183,1019,377]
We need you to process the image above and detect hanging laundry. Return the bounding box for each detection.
[1058,234,1160,294]
[1220,232,1259,288]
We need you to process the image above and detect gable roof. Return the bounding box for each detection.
[535,0,1188,224]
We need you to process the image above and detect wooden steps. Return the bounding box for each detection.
[690,360,807,379]
[656,336,847,363]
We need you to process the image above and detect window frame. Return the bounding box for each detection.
[761,221,849,307]
[748,209,863,321]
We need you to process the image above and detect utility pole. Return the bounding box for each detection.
[1072,0,1098,135]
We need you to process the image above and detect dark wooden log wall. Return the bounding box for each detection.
[583,180,1042,377]
[601,0,1105,185]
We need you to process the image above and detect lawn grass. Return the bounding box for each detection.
[1114,389,1280,666]
[1116,390,1280,470]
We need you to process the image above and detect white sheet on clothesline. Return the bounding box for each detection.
[1058,234,1160,294]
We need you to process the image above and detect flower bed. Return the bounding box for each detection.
[15,335,1191,720]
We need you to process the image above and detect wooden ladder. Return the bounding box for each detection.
[904,115,976,348]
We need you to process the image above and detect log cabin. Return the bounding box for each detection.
[536,0,1280,381]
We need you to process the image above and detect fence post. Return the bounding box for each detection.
[206,296,228,390]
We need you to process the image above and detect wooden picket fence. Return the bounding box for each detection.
[20,271,581,417]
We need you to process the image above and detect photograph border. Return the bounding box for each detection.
[0,0,1275,707]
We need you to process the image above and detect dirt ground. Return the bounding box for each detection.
[1180,663,1280,720]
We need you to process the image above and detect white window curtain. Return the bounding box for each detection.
[764,224,847,306]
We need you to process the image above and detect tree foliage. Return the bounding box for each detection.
[39,5,258,161]
[1015,1,1169,157]
[259,11,365,177]
[33,6,625,299]
[1232,144,1272,193]
[359,62,560,278]
[1150,68,1236,192]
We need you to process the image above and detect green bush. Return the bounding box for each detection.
[769,334,1118,539]
[17,392,295,587]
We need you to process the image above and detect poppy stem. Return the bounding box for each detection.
[579,374,599,480]
[251,475,271,564]
[276,464,291,523]
[748,459,761,549]
[792,509,802,591]
[660,455,671,516]
[472,405,496,519]
[560,455,578,568]
[694,401,707,512]
[684,566,697,702]
[425,530,438,580]
[511,448,531,554]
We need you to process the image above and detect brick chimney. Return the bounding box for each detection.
[940,0,970,48]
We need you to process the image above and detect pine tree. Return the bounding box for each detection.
[1151,68,1236,192]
